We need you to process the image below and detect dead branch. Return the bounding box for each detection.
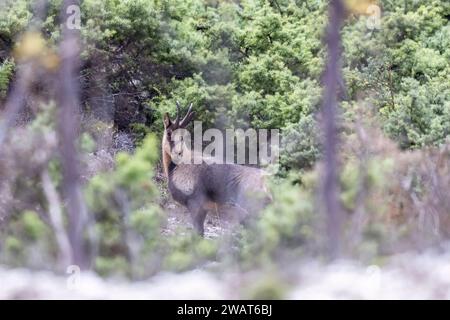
[41,169,72,269]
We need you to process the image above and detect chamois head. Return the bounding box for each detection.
[162,101,195,171]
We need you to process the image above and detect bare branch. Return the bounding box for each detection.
[41,169,72,269]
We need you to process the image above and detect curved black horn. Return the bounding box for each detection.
[181,103,193,122]
[180,103,195,127]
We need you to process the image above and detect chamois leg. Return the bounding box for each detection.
[188,201,208,236]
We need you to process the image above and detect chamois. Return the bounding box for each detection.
[162,102,271,236]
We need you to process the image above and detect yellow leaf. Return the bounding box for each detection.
[14,31,46,61]
[14,31,61,71]
[344,0,379,16]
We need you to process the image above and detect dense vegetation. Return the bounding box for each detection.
[1,0,450,296]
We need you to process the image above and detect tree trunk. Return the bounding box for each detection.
[321,0,345,259]
[56,0,88,268]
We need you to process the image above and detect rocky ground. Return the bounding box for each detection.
[161,200,234,239]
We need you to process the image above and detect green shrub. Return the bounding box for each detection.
[0,59,14,99]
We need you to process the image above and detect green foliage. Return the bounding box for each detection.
[85,134,220,277]
[1,0,449,154]
[280,115,321,171]
[0,210,54,268]
[151,0,325,135]
[0,59,14,99]
[0,0,32,41]
[234,173,319,268]
[343,0,450,148]
[163,232,218,272]
[86,135,165,276]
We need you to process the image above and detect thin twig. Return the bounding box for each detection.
[41,169,72,269]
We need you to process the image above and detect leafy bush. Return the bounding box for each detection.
[0,59,14,99]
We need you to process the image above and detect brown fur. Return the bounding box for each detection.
[162,102,271,236]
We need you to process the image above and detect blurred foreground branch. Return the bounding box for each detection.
[321,0,345,259]
[41,169,72,269]
[56,0,89,268]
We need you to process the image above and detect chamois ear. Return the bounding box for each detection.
[163,113,172,128]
